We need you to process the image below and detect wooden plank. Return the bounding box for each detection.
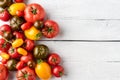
[36,41,120,80]
[26,0,120,19]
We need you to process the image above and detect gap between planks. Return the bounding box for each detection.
[37,40,120,42]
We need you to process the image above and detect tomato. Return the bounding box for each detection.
[21,22,33,31]
[42,20,59,38]
[0,24,11,36]
[8,47,20,59]
[48,53,61,66]
[15,0,23,3]
[1,58,8,64]
[23,39,35,51]
[24,26,42,40]
[0,64,8,80]
[52,65,64,77]
[9,3,26,16]
[20,53,33,63]
[35,60,51,79]
[0,38,11,52]
[16,10,24,17]
[24,3,46,23]
[13,31,25,40]
[0,24,12,40]
[0,52,10,60]
[0,9,10,21]
[16,67,36,80]
[12,39,23,48]
[27,60,36,69]
[16,61,26,70]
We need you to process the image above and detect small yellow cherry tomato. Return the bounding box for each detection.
[35,60,52,80]
[24,26,42,40]
[17,48,28,56]
[12,39,23,48]
[0,52,10,60]
[9,3,26,16]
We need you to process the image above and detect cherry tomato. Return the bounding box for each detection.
[0,9,10,21]
[48,53,61,66]
[13,31,25,40]
[24,3,46,22]
[20,53,33,63]
[16,67,36,80]
[14,0,23,3]
[42,20,59,38]
[16,10,24,17]
[21,22,33,31]
[1,58,8,64]
[0,38,11,52]
[0,64,8,80]
[23,39,35,51]
[0,24,12,40]
[16,61,26,70]
[8,47,20,59]
[52,65,64,77]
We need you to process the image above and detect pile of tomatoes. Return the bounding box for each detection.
[0,0,64,80]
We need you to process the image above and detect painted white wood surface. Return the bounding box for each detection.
[1,0,120,80]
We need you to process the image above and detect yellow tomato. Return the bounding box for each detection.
[12,39,23,48]
[35,60,51,80]
[24,26,42,40]
[17,48,28,56]
[9,3,26,16]
[0,52,10,60]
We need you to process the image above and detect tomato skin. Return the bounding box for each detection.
[13,31,25,40]
[0,9,10,21]
[16,10,24,17]
[35,60,52,79]
[42,20,59,38]
[1,58,8,64]
[16,61,26,70]
[24,39,35,51]
[21,22,33,31]
[0,38,11,52]
[52,65,64,77]
[16,67,36,80]
[15,0,23,3]
[8,47,20,59]
[48,53,61,66]
[20,53,33,63]
[24,3,46,23]
[0,64,8,80]
[0,24,11,33]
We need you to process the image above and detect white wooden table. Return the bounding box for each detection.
[2,0,120,80]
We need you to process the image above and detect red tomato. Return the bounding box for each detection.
[0,38,11,52]
[16,61,26,70]
[52,65,64,77]
[24,3,46,23]
[8,47,20,59]
[0,24,11,33]
[20,53,33,63]
[21,22,33,31]
[1,58,8,64]
[16,67,36,80]
[13,31,25,40]
[15,0,23,3]
[42,20,59,38]
[23,39,35,51]
[48,53,61,66]
[0,9,10,21]
[16,10,24,17]
[0,64,8,80]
